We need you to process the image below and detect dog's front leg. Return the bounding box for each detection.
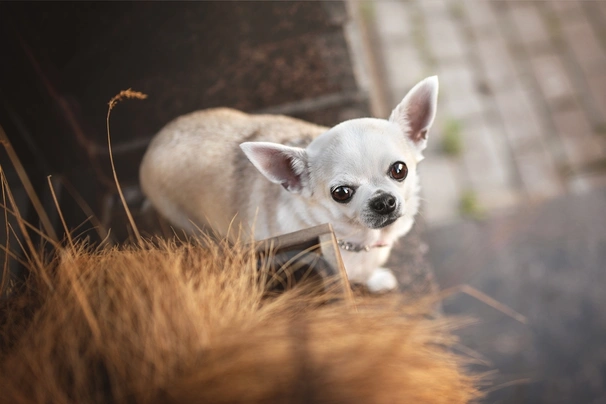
[341,247,399,293]
[366,245,398,293]
[366,267,398,293]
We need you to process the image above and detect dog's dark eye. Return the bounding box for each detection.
[331,186,355,203]
[389,161,408,181]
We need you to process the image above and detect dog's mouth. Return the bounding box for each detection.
[364,214,400,229]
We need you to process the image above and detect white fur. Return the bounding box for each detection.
[366,267,399,293]
[140,76,439,292]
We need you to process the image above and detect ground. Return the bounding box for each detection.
[350,1,606,402]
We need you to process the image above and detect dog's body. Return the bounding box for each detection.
[140,77,438,292]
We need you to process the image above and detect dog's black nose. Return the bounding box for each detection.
[370,194,397,215]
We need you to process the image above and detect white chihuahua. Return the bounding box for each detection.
[140,76,438,292]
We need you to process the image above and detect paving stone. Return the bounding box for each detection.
[549,0,587,20]
[416,0,449,16]
[514,145,562,201]
[425,13,468,61]
[476,186,522,214]
[560,16,606,77]
[552,107,604,170]
[436,61,484,120]
[508,3,552,51]
[567,171,606,195]
[373,0,412,39]
[529,52,575,106]
[493,82,545,148]
[464,139,522,210]
[424,111,449,155]
[418,156,463,226]
[382,42,426,106]
[461,118,519,197]
[475,33,518,90]
[461,0,500,34]
[585,70,606,126]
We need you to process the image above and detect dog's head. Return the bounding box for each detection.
[240,76,438,231]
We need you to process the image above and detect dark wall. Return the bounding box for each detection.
[0,1,368,243]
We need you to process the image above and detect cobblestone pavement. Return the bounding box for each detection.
[363,0,606,226]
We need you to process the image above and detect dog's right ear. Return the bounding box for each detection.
[389,76,439,160]
[240,142,309,194]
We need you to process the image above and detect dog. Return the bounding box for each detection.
[139,76,438,293]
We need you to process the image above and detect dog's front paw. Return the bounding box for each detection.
[366,267,398,293]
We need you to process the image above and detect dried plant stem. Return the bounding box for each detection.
[483,378,533,394]
[0,167,53,291]
[106,89,147,246]
[7,222,33,267]
[0,202,59,246]
[0,241,29,268]
[441,284,528,324]
[1,175,10,293]
[47,176,75,253]
[59,177,109,242]
[0,123,58,242]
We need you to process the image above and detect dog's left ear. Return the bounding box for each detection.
[389,76,439,160]
[240,142,309,194]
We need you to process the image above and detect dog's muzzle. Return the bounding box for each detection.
[364,193,401,229]
[369,193,397,215]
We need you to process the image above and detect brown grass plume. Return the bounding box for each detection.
[0,234,481,404]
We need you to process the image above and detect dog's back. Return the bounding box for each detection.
[140,108,326,236]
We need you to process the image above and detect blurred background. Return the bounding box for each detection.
[0,1,605,403]
[359,2,606,403]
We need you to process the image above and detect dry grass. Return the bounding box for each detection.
[0,236,482,404]
[106,89,148,245]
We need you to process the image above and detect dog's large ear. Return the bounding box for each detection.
[240,142,309,194]
[389,76,439,159]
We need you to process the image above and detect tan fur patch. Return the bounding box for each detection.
[0,237,481,403]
